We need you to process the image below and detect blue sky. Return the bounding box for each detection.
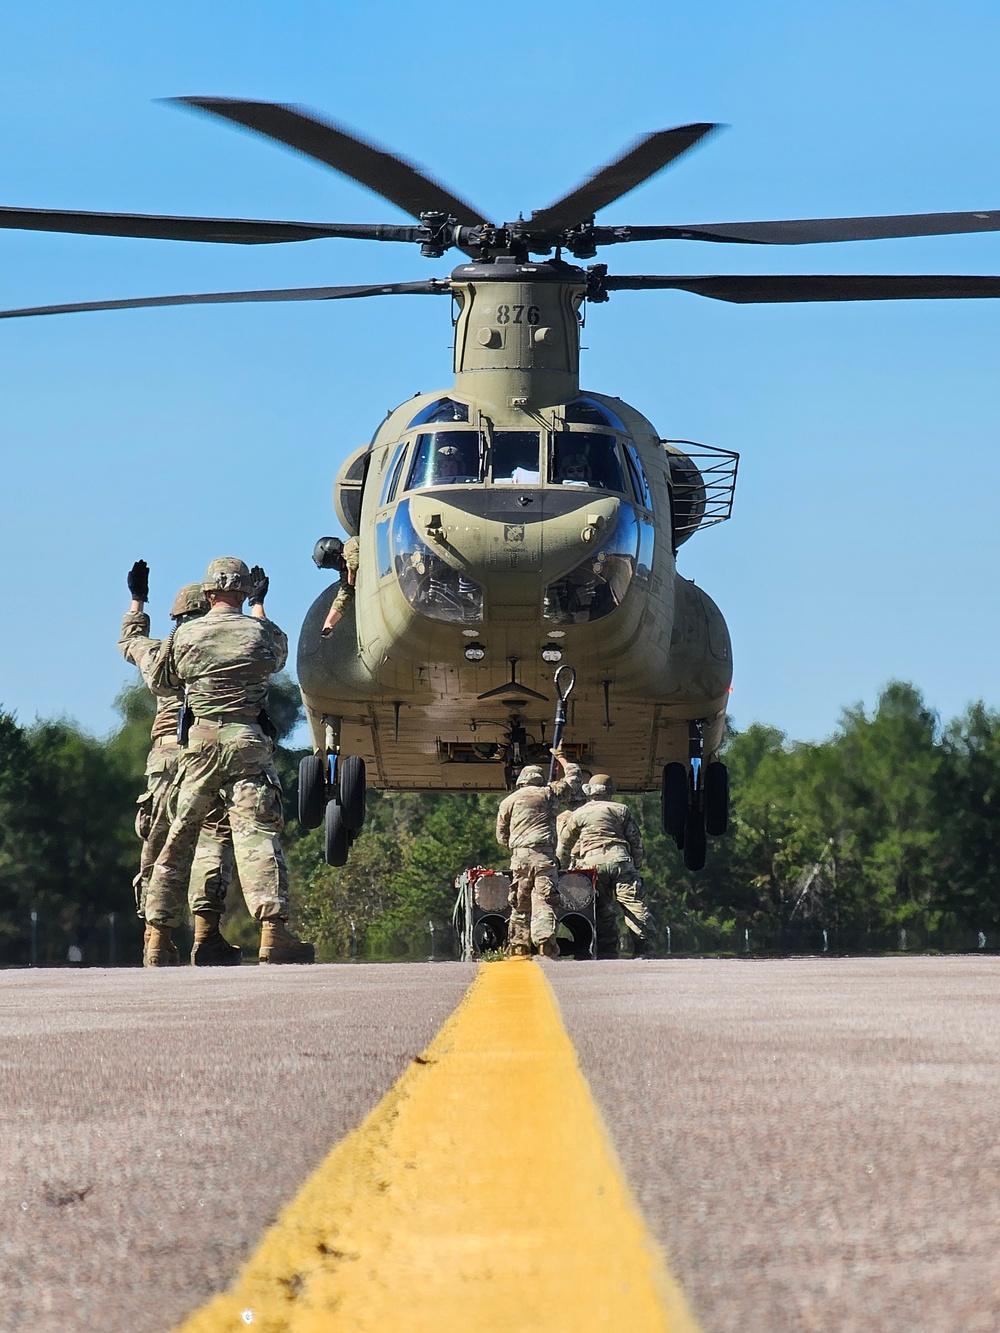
[1,0,999,744]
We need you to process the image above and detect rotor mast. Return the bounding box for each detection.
[450,259,586,417]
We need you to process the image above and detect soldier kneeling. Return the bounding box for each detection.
[557,774,655,958]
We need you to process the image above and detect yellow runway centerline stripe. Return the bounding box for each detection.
[174,961,700,1332]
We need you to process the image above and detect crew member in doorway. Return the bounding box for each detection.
[320,536,360,637]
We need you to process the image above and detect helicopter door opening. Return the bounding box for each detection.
[491,431,540,485]
[406,431,481,488]
[551,431,628,492]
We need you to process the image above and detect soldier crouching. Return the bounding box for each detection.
[144,557,314,965]
[556,773,655,958]
[496,751,582,958]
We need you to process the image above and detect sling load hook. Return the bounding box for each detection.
[548,664,577,782]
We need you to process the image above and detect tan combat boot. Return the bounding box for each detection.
[191,910,242,967]
[259,919,315,965]
[537,938,560,960]
[143,923,180,967]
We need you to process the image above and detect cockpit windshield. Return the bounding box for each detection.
[564,396,628,432]
[407,397,470,428]
[491,431,540,484]
[405,431,481,489]
[550,432,627,492]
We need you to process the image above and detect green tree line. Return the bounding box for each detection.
[2,678,999,965]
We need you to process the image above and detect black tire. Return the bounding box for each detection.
[339,755,367,833]
[298,754,327,830]
[705,761,730,836]
[324,800,349,867]
[661,762,689,840]
[682,806,707,871]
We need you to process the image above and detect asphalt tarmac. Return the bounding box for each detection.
[0,964,474,1333]
[548,956,1000,1333]
[2,957,998,1332]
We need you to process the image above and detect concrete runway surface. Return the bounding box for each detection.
[1,957,998,1331]
[549,957,1000,1333]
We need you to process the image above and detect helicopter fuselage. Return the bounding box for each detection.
[297,260,733,790]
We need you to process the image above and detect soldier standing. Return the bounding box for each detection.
[556,774,655,958]
[119,561,240,967]
[496,751,581,958]
[144,557,314,965]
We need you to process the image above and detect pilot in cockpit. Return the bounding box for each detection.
[429,443,478,485]
[558,454,592,487]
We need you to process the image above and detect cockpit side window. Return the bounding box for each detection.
[405,431,481,489]
[407,397,470,428]
[491,431,540,484]
[551,432,627,493]
[623,444,653,511]
[380,444,407,507]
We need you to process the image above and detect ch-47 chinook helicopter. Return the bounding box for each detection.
[4,99,1000,871]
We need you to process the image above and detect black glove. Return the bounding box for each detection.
[248,565,269,606]
[127,560,149,601]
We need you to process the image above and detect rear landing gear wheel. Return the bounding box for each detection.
[682,806,707,872]
[324,800,349,867]
[339,755,367,833]
[297,755,327,830]
[705,761,729,836]
[661,762,688,842]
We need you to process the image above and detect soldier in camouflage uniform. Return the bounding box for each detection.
[556,774,655,958]
[119,561,239,967]
[496,751,582,958]
[145,557,314,965]
[320,535,360,637]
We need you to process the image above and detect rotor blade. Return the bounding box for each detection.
[0,205,422,245]
[171,97,490,225]
[529,124,721,233]
[596,210,1000,246]
[602,274,1000,302]
[0,279,451,320]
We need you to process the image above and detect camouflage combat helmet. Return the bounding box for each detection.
[516,764,547,787]
[584,773,616,796]
[170,583,209,619]
[203,556,251,594]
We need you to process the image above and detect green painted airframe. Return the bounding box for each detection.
[299,258,735,817]
[4,98,1000,869]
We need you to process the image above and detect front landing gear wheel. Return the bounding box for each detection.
[324,801,349,867]
[682,806,707,872]
[298,755,327,830]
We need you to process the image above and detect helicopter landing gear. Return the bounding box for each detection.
[324,800,349,867]
[704,760,729,836]
[339,754,367,832]
[298,754,327,829]
[660,723,729,871]
[298,750,367,863]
